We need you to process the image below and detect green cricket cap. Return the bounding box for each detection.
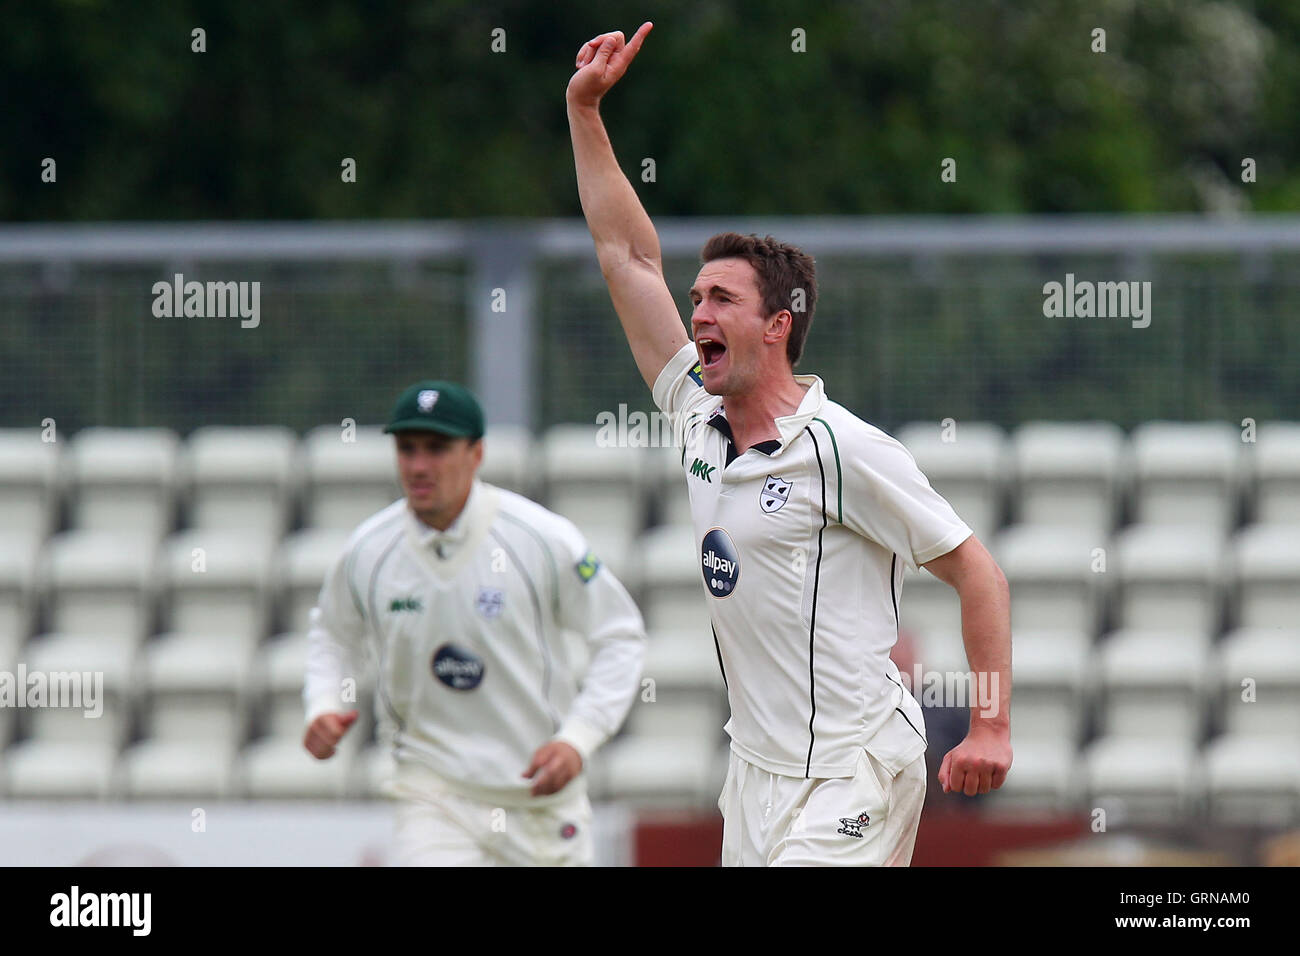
[383,380,485,438]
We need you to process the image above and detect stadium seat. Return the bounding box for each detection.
[67,427,180,541]
[0,429,61,540]
[478,425,536,498]
[1214,628,1300,737]
[647,444,693,529]
[894,421,1007,541]
[41,531,157,645]
[2,740,118,799]
[541,425,647,575]
[1202,734,1300,825]
[1252,421,1300,524]
[117,738,237,798]
[898,564,962,639]
[0,533,41,665]
[988,734,1079,812]
[912,626,968,675]
[138,631,253,745]
[1006,629,1090,745]
[235,736,350,799]
[255,631,375,744]
[622,694,727,742]
[278,528,352,634]
[183,425,299,539]
[634,524,709,633]
[1113,524,1223,636]
[20,632,135,747]
[590,733,724,807]
[257,632,312,738]
[1011,421,1125,535]
[1129,421,1242,536]
[1095,629,1211,745]
[1083,735,1200,822]
[302,425,402,530]
[1231,524,1300,630]
[641,628,726,698]
[577,525,635,585]
[993,525,1105,637]
[159,530,274,650]
[0,695,13,752]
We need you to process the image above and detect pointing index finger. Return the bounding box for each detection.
[621,21,653,61]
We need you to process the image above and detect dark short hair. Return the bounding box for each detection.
[700,232,818,366]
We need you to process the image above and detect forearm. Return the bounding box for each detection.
[956,571,1011,732]
[303,607,361,723]
[560,623,646,759]
[567,101,662,271]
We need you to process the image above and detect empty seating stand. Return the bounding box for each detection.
[0,418,1295,819]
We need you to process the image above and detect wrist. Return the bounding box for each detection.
[566,98,602,118]
[969,714,1010,735]
[555,715,605,765]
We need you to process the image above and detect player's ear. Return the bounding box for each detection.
[763,309,793,346]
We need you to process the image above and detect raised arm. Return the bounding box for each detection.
[566,22,690,389]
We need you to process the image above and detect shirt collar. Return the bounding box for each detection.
[707,375,826,456]
[411,479,482,559]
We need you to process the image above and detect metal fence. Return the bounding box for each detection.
[2,217,1298,435]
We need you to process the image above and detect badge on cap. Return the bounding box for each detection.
[417,389,440,413]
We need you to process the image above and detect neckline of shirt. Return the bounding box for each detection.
[410,479,483,557]
[709,374,827,459]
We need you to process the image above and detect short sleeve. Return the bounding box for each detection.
[837,424,973,572]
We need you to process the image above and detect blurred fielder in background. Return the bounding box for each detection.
[568,22,1013,866]
[302,380,647,866]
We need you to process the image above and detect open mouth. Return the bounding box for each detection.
[697,336,727,369]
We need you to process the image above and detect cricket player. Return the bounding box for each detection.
[567,23,1013,866]
[303,380,647,866]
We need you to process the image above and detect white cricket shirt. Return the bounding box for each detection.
[304,480,647,804]
[654,343,972,778]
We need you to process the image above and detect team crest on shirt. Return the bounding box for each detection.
[760,475,793,514]
[837,811,871,838]
[475,587,505,618]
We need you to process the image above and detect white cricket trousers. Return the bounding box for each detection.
[391,786,594,867]
[719,748,927,867]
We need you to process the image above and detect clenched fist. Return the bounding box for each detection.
[303,710,358,760]
[566,21,653,109]
[938,724,1012,796]
[522,740,583,797]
